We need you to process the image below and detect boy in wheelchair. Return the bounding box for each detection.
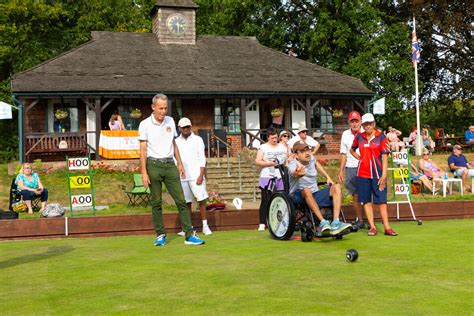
[288,140,352,236]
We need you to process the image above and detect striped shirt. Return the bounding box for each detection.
[352,130,389,179]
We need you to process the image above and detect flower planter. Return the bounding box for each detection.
[130,113,142,119]
[55,114,68,120]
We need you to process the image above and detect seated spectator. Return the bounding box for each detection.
[465,125,474,147]
[386,127,405,152]
[448,145,474,193]
[422,126,435,152]
[15,163,48,214]
[288,140,352,236]
[407,162,436,194]
[408,128,417,144]
[109,110,124,130]
[419,149,445,179]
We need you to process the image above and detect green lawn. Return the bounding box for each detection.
[1,219,473,315]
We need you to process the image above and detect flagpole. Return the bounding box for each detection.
[413,16,422,156]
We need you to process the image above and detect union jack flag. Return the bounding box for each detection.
[411,31,420,65]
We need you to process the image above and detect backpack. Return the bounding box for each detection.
[40,203,65,218]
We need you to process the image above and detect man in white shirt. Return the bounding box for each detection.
[338,111,365,229]
[287,126,320,156]
[139,94,205,246]
[175,117,212,235]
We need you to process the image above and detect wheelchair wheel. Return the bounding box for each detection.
[301,228,313,242]
[267,192,296,240]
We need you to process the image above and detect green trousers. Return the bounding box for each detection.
[146,160,193,237]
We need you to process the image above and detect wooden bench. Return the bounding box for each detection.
[26,133,87,161]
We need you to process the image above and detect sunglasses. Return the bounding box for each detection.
[299,131,308,134]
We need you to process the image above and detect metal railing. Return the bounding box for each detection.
[214,134,232,177]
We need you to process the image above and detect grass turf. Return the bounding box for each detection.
[1,219,473,314]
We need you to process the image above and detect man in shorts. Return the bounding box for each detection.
[288,140,352,236]
[338,111,366,229]
[175,117,212,235]
[350,113,397,236]
[448,145,474,193]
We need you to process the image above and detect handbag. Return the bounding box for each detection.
[11,200,27,212]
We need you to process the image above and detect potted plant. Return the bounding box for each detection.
[130,108,142,119]
[271,107,283,117]
[206,192,226,210]
[55,109,69,120]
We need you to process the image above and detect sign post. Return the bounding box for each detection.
[66,155,96,216]
[387,151,420,223]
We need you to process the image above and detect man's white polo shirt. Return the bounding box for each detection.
[138,115,177,159]
[340,128,362,168]
[175,132,206,181]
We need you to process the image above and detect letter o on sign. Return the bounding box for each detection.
[68,157,90,170]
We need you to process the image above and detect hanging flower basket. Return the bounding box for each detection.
[55,109,69,120]
[271,108,283,117]
[331,109,343,118]
[130,108,142,119]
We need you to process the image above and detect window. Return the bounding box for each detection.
[169,99,183,124]
[311,99,334,131]
[47,99,79,133]
[214,99,241,133]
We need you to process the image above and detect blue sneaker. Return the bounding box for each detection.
[154,234,167,246]
[330,219,352,235]
[319,219,331,235]
[184,232,205,245]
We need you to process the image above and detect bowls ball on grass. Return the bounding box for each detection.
[346,249,359,262]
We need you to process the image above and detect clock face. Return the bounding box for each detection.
[166,14,187,35]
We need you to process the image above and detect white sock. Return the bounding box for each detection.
[202,220,208,227]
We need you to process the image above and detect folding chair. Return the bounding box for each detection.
[9,178,41,212]
[124,174,151,206]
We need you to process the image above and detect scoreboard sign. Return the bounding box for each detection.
[394,168,409,179]
[70,176,91,189]
[394,184,410,195]
[71,194,93,207]
[68,157,90,170]
[392,151,408,164]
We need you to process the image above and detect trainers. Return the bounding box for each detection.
[185,232,205,245]
[177,231,186,237]
[384,228,398,236]
[258,224,266,231]
[319,219,331,235]
[202,225,213,235]
[330,220,352,235]
[353,219,367,230]
[154,234,167,246]
[368,227,377,236]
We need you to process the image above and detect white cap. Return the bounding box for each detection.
[177,117,192,127]
[297,126,308,133]
[361,113,375,124]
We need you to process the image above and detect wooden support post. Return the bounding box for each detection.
[94,98,101,160]
[240,98,247,148]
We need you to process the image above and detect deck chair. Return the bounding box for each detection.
[9,178,41,212]
[124,174,151,207]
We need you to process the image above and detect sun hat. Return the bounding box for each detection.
[361,113,375,124]
[177,117,192,127]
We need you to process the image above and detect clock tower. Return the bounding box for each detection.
[150,0,198,45]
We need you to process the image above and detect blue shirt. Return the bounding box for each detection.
[465,130,474,143]
[448,154,468,169]
[15,172,40,189]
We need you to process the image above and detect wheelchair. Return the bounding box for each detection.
[265,164,356,242]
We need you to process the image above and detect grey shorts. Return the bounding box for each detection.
[345,167,358,195]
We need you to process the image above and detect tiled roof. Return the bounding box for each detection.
[12,31,372,96]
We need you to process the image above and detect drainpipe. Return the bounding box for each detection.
[12,94,24,163]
